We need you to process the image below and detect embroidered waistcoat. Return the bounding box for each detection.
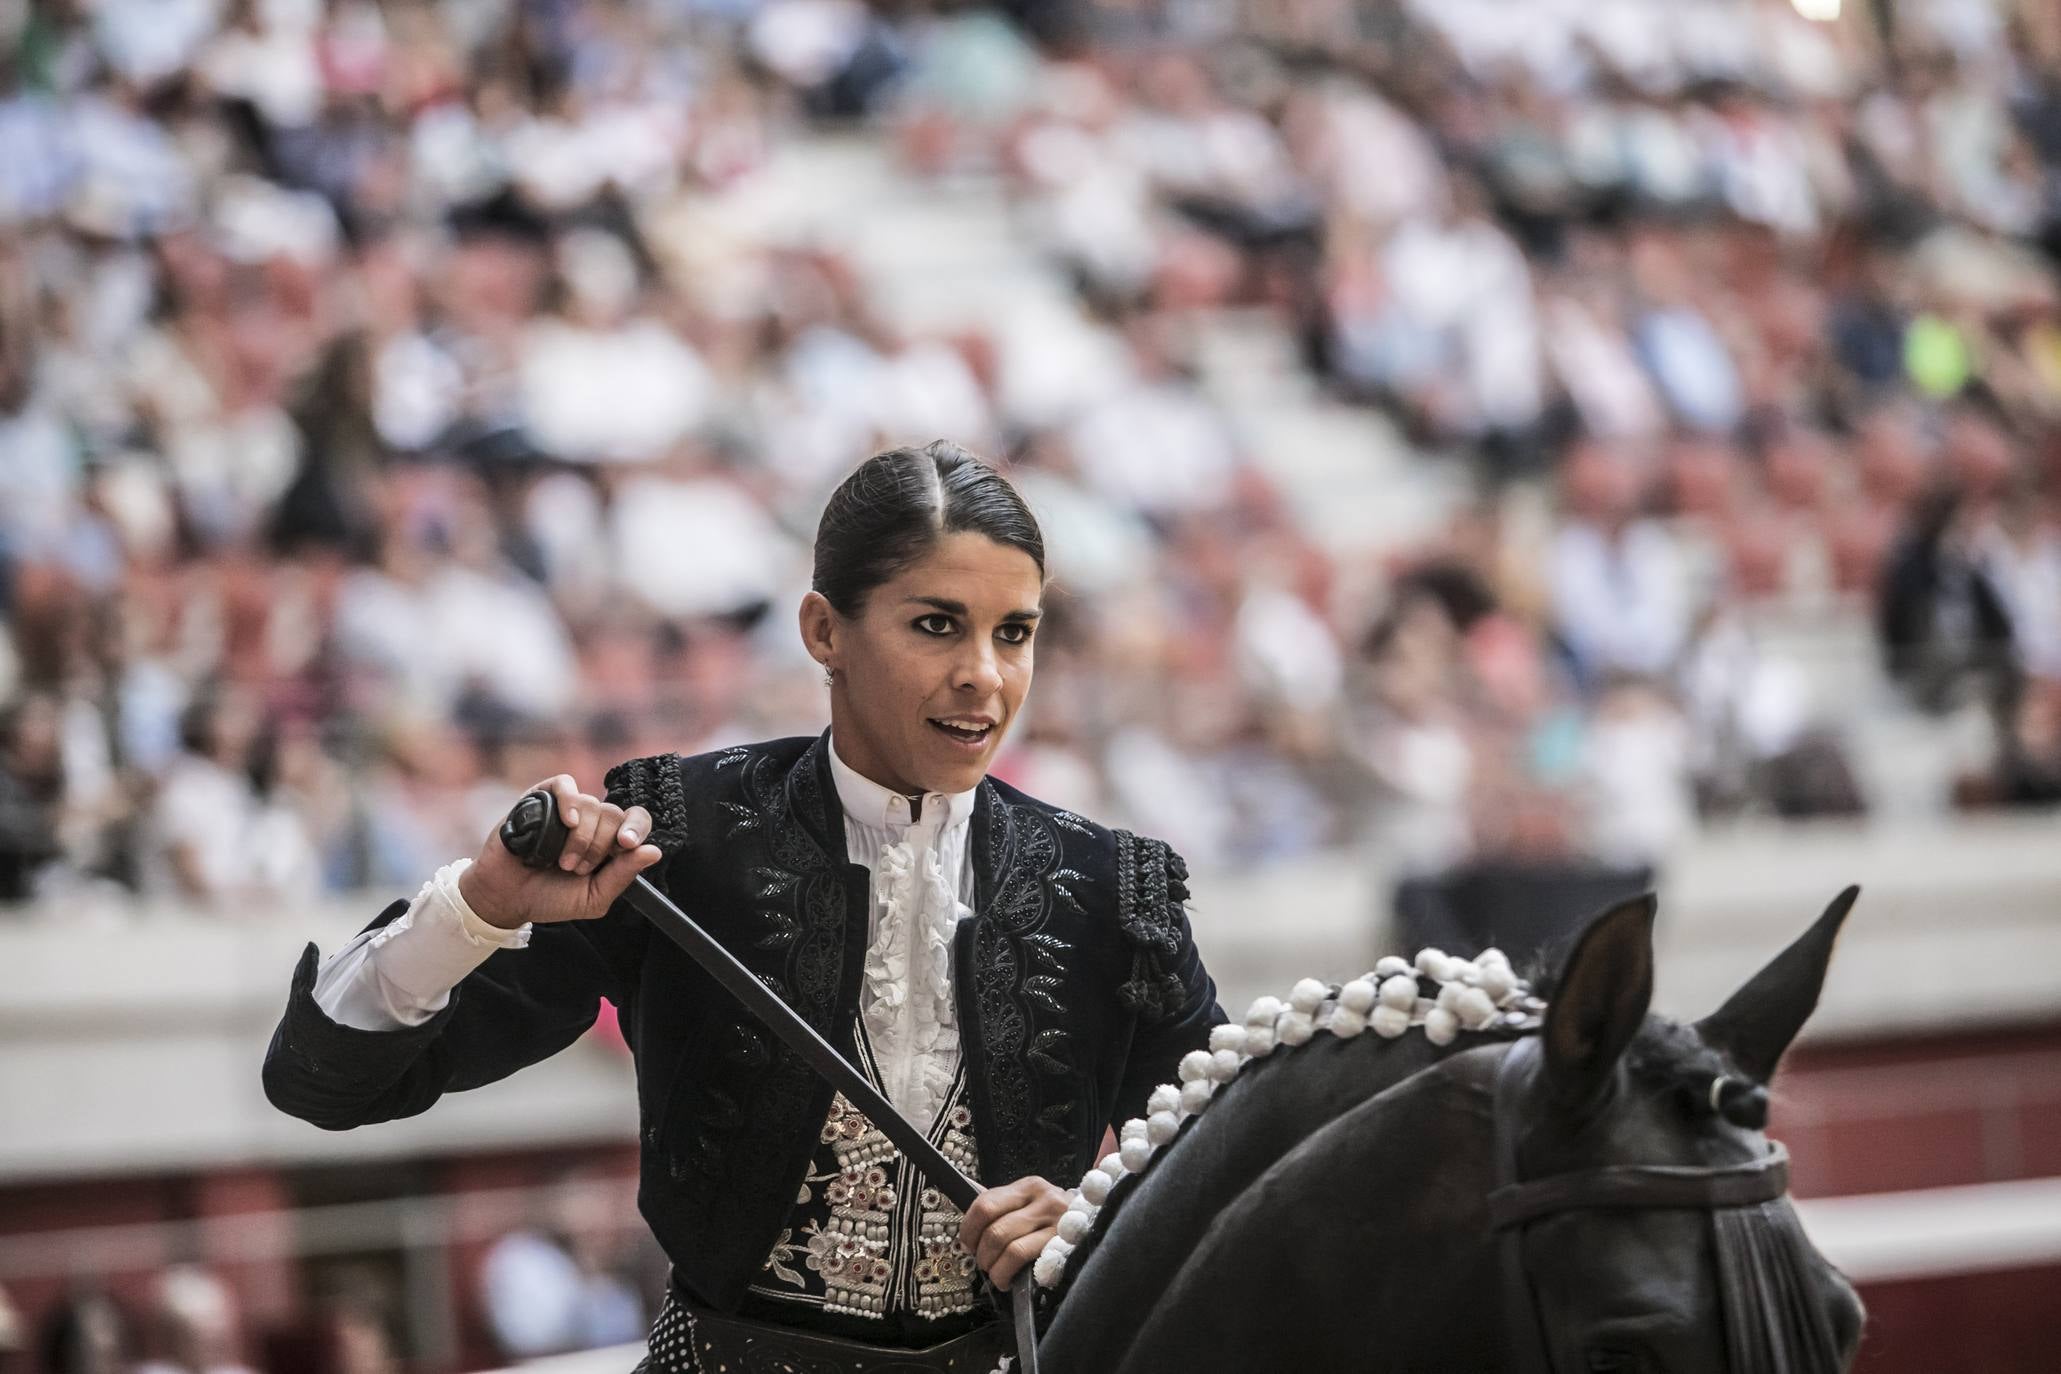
[261,731,1223,1318]
[741,1046,986,1344]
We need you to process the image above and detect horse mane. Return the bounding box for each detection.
[1036,944,1547,1298]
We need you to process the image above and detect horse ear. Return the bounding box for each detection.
[1695,885,1859,1085]
[1541,894,1659,1106]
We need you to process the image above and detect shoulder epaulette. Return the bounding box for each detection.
[1111,830,1192,1022]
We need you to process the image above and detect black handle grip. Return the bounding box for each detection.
[500,788,572,869]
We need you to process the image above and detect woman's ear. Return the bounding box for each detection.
[798,590,839,673]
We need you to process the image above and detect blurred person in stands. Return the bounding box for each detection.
[1993,677,2061,806]
[263,442,1222,1373]
[0,1282,20,1373]
[479,1167,647,1361]
[144,686,317,903]
[1974,476,2061,682]
[1353,587,1474,879]
[1877,485,2017,713]
[133,1266,257,1374]
[0,692,69,902]
[35,1289,133,1374]
[1546,440,1695,688]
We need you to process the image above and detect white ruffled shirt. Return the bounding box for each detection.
[310,738,978,1132]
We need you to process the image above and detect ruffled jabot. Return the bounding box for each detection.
[826,741,978,1134]
[862,824,968,1131]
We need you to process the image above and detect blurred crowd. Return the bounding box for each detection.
[2,0,2060,914]
[2,1168,658,1374]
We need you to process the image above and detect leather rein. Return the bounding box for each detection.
[1488,1036,1793,1374]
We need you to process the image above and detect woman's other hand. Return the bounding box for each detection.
[959,1175,1068,1289]
[458,774,664,929]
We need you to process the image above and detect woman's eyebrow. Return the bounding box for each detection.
[904,595,1043,623]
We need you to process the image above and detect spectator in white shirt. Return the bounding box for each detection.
[1547,441,1697,684]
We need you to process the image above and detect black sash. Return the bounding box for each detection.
[639,1287,1011,1374]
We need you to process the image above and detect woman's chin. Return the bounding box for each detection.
[912,735,999,794]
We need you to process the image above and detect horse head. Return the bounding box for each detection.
[1494,888,1866,1373]
[1036,887,1867,1374]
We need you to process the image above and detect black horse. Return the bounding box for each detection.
[1032,889,1866,1373]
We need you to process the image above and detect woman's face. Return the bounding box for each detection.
[803,531,1043,798]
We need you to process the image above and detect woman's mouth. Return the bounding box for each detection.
[928,716,996,751]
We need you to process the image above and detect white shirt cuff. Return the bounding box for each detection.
[368,857,532,1006]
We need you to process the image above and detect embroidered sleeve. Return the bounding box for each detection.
[602,753,692,858]
[1112,830,1194,1023]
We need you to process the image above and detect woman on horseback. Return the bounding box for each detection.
[261,440,1226,1371]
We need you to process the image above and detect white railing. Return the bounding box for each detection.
[2,812,2057,1182]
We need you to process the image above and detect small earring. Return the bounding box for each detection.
[823,667,835,687]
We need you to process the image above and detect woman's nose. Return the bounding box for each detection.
[956,642,1004,695]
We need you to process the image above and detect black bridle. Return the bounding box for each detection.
[1488,1036,1830,1374]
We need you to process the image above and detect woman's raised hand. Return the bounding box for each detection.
[458,774,664,929]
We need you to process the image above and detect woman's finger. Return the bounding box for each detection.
[575,802,625,875]
[541,774,582,831]
[957,1177,1041,1254]
[561,792,603,872]
[590,843,664,908]
[618,805,654,848]
[990,1227,1055,1290]
[975,1205,1047,1276]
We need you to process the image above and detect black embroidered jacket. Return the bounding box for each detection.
[262,733,1224,1313]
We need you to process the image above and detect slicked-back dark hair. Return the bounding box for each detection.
[813,440,1046,617]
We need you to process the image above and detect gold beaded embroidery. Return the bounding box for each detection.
[754,1091,982,1321]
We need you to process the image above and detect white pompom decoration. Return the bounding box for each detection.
[1178,1050,1215,1083]
[1478,947,1510,970]
[1148,1084,1182,1116]
[1058,1209,1092,1244]
[1146,1111,1180,1146]
[1034,1249,1067,1288]
[1244,996,1284,1027]
[1289,978,1329,1014]
[1415,948,1454,981]
[1065,1193,1096,1217]
[1424,1006,1460,1046]
[1099,1153,1126,1179]
[1375,955,1412,978]
[1379,975,1418,1011]
[1276,1010,1315,1046]
[1181,1079,1215,1114]
[1079,1169,1115,1204]
[1119,1136,1153,1172]
[1479,964,1518,1005]
[1372,1004,1411,1038]
[1436,981,1467,1012]
[1209,1024,1249,1055]
[1211,1049,1243,1081]
[1338,979,1378,1014]
[1450,960,1481,986]
[1246,1026,1277,1057]
[1328,1006,1368,1038]
[1454,986,1499,1030]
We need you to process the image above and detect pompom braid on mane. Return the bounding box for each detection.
[1033,946,1547,1296]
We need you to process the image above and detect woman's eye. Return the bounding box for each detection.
[914,614,955,636]
[997,624,1032,645]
